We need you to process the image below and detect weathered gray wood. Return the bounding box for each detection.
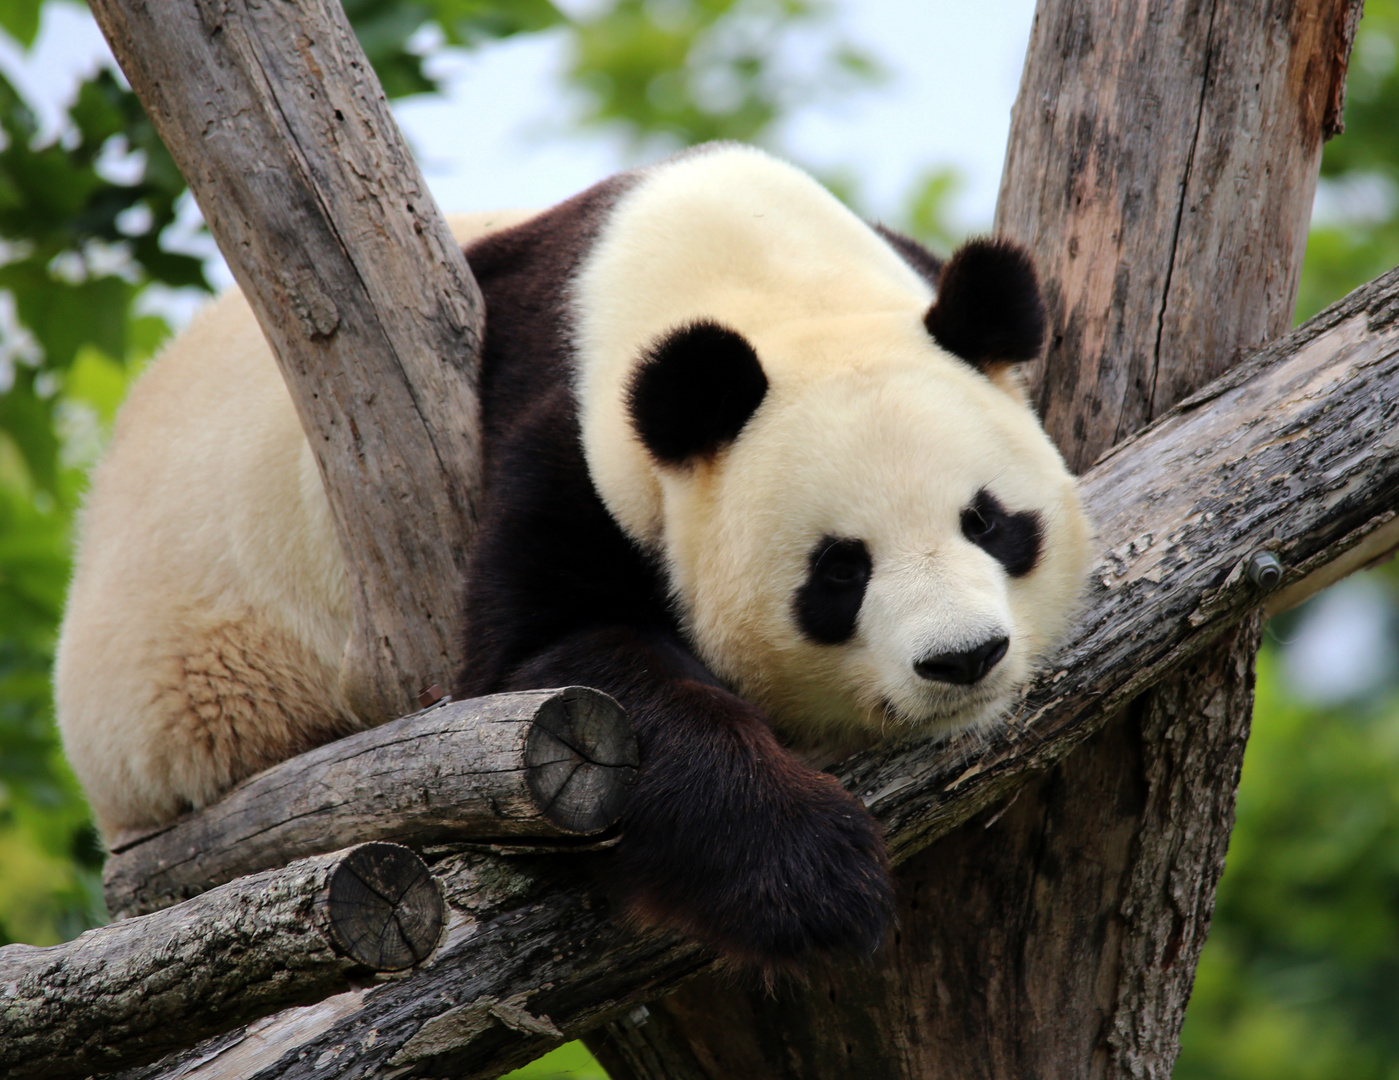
[87,0,484,724]
[104,688,636,920]
[110,271,1399,1080]
[0,843,442,1080]
[999,0,1363,473]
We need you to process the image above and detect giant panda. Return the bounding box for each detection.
[56,143,1091,966]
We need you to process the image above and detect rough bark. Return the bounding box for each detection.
[87,0,484,723]
[104,270,1399,1080]
[591,1,1366,1075]
[1000,0,1364,472]
[103,688,636,920]
[0,843,443,1080]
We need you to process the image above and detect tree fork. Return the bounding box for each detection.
[590,0,1368,1076]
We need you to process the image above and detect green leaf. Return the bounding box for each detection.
[0,0,42,48]
[0,369,59,494]
[0,261,134,370]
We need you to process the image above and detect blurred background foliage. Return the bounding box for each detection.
[0,1,1395,1078]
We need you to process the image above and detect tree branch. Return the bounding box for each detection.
[103,688,636,920]
[0,844,443,1080]
[86,0,483,722]
[109,269,1399,1080]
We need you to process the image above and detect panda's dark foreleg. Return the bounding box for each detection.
[500,625,895,970]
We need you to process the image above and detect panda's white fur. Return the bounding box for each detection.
[55,211,534,839]
[570,146,1089,750]
[57,144,1090,965]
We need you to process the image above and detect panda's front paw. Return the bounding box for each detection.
[613,760,894,969]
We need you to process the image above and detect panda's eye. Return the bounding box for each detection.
[962,488,1043,578]
[795,537,871,645]
[816,540,871,588]
[961,504,999,542]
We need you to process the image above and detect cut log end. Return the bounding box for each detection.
[322,842,444,971]
[526,687,639,835]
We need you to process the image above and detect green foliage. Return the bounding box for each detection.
[1176,634,1399,1080]
[343,0,566,97]
[899,165,966,251]
[1295,0,1399,322]
[565,0,882,149]
[0,0,41,48]
[499,1041,609,1080]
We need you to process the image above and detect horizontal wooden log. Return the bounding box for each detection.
[0,843,442,1080]
[104,687,636,920]
[112,268,1399,1080]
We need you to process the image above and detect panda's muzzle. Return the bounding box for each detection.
[914,635,1009,686]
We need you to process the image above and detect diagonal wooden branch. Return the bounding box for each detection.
[87,0,483,723]
[112,268,1399,1080]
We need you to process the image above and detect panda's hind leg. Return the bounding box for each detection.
[58,607,363,841]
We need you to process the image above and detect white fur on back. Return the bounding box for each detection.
[56,210,535,838]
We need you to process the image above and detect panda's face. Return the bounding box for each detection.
[582,149,1092,751]
[657,346,1090,749]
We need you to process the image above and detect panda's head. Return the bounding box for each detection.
[575,146,1092,750]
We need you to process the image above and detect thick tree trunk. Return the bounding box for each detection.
[590,1,1364,1076]
[87,0,484,723]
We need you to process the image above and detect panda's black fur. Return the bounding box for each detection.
[452,161,1050,967]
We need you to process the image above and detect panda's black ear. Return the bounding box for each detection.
[924,238,1045,371]
[628,321,768,466]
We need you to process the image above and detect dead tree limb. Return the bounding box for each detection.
[87,0,484,723]
[103,688,636,920]
[0,844,443,1080]
[106,270,1399,1080]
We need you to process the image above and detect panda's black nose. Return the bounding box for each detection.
[914,636,1009,685]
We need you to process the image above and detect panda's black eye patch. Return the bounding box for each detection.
[961,489,1041,577]
[795,537,871,645]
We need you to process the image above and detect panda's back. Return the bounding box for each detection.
[55,209,535,838]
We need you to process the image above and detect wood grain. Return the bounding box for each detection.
[87,0,485,723]
[0,843,442,1080]
[103,688,636,920]
[999,0,1363,473]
